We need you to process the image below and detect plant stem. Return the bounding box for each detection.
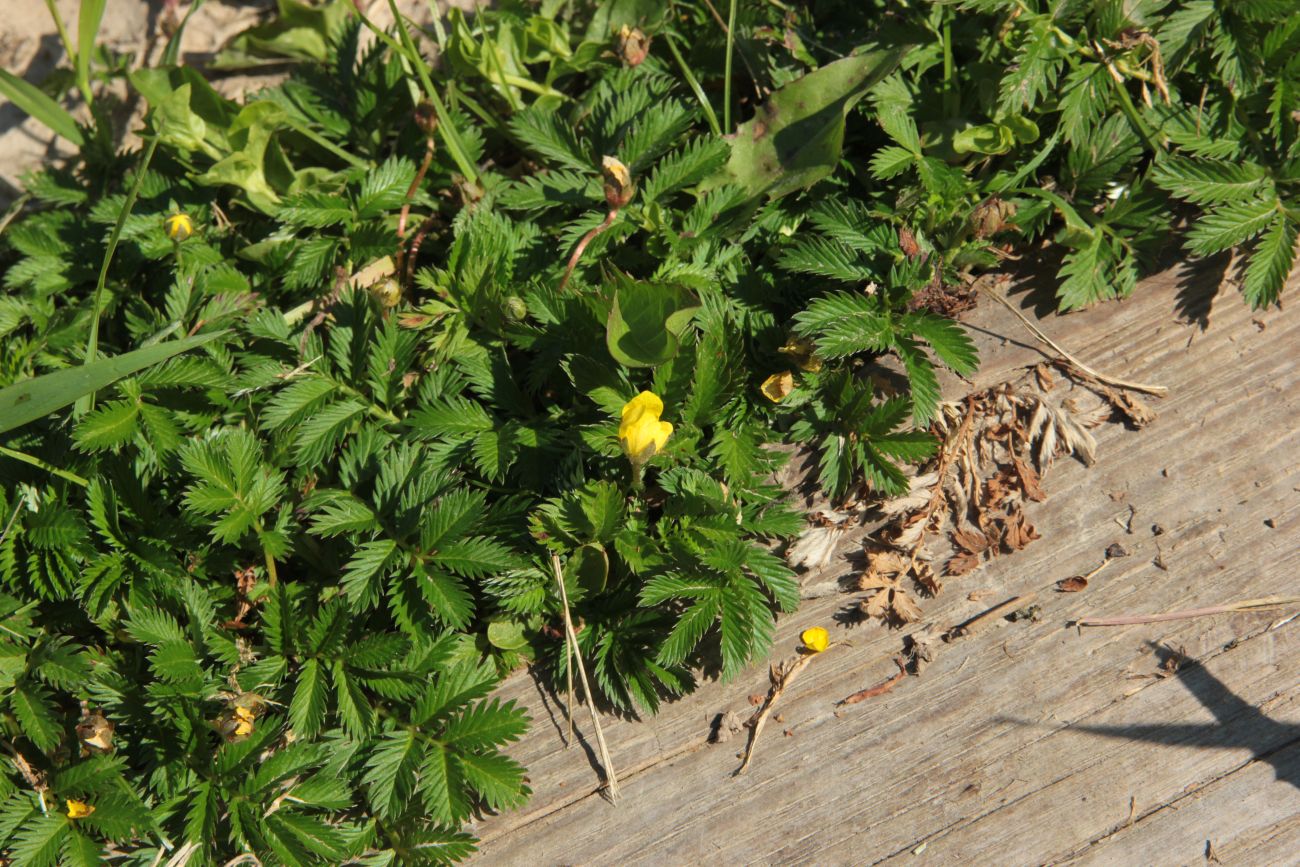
[558,210,618,291]
[44,1,81,99]
[0,445,89,487]
[79,135,160,414]
[723,0,738,132]
[1076,596,1300,628]
[942,17,958,118]
[368,1,480,184]
[1105,62,1159,152]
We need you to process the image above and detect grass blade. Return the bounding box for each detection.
[77,0,107,105]
[0,332,226,436]
[0,69,84,146]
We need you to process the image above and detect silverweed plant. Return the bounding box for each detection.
[0,0,1295,862]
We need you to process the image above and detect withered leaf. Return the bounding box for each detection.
[1057,576,1089,592]
[1002,507,1040,551]
[1035,363,1055,391]
[952,529,991,554]
[1112,392,1157,428]
[946,550,983,576]
[1012,455,1047,502]
[1105,542,1129,559]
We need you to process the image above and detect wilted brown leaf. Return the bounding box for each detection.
[952,529,992,554]
[1057,576,1089,592]
[946,551,983,576]
[1002,507,1040,551]
[1035,363,1055,391]
[1012,455,1047,502]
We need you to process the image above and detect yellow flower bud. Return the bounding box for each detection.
[164,212,194,242]
[801,626,830,653]
[66,799,95,819]
[601,156,635,209]
[619,391,673,463]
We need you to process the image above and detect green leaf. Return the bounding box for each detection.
[420,741,471,825]
[72,400,141,452]
[1241,215,1297,308]
[442,698,529,749]
[778,237,877,282]
[0,332,225,436]
[455,750,528,813]
[290,659,328,737]
[895,336,940,426]
[11,681,62,752]
[605,276,700,368]
[1187,198,1278,255]
[905,313,979,375]
[792,291,893,358]
[1151,157,1271,206]
[0,70,84,146]
[363,730,420,819]
[9,813,69,867]
[718,47,905,200]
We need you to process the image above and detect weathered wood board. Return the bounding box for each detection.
[471,261,1300,866]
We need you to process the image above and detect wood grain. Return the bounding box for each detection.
[471,262,1300,866]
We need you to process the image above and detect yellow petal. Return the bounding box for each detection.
[66,799,95,819]
[621,390,663,421]
[760,371,794,403]
[800,626,830,653]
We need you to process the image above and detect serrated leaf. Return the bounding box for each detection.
[290,658,328,737]
[1187,198,1278,255]
[1241,215,1297,308]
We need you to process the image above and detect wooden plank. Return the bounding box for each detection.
[471,263,1300,865]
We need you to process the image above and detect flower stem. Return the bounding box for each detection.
[79,135,160,414]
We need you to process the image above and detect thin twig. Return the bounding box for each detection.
[550,554,619,800]
[977,283,1167,395]
[945,593,1037,640]
[736,643,840,775]
[839,656,908,705]
[558,210,617,291]
[1075,596,1300,628]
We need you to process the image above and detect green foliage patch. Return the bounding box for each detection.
[1,0,1295,862]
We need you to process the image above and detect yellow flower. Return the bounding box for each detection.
[66,799,95,819]
[164,212,194,242]
[619,391,673,463]
[760,371,794,403]
[233,705,255,737]
[800,626,830,653]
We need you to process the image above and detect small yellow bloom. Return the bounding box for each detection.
[164,212,194,242]
[760,371,795,403]
[619,391,673,463]
[66,799,95,819]
[601,156,635,209]
[801,626,830,653]
[233,705,255,737]
[777,336,823,373]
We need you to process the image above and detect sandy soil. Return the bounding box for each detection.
[0,0,455,205]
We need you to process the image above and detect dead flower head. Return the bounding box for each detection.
[601,156,636,209]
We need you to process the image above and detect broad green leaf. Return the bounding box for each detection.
[0,70,84,146]
[717,47,905,200]
[0,332,224,436]
[605,275,700,368]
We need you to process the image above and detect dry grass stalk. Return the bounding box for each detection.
[551,554,620,800]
